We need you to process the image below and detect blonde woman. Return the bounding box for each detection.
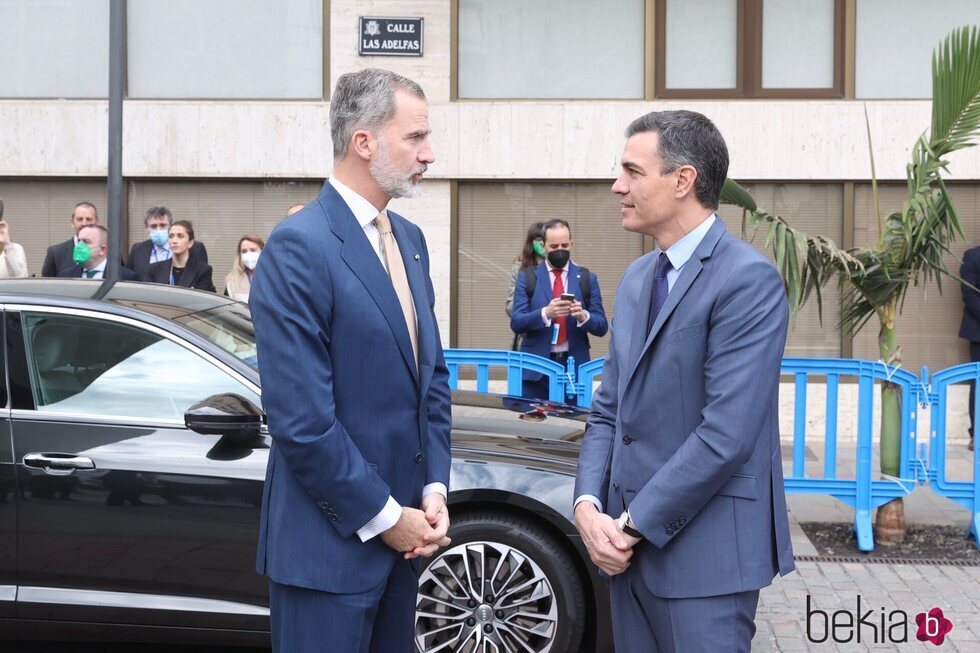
[223,234,265,302]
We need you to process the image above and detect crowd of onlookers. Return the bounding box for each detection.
[0,199,307,303]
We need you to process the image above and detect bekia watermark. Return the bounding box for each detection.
[806,595,953,646]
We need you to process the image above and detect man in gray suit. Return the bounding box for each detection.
[574,110,794,652]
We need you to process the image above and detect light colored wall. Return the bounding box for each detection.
[5,100,980,182]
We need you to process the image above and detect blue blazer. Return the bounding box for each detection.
[960,245,980,342]
[574,219,795,598]
[510,261,608,379]
[249,181,452,594]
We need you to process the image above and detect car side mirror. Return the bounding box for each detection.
[185,393,264,445]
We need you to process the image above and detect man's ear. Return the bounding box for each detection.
[674,165,698,200]
[350,129,376,161]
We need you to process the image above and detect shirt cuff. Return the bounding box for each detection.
[575,310,590,327]
[423,482,448,499]
[541,307,552,327]
[573,494,604,514]
[356,495,402,542]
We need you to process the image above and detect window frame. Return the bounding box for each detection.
[655,0,845,99]
[9,304,260,427]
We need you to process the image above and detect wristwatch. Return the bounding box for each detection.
[617,510,642,539]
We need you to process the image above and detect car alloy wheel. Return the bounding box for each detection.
[415,512,585,653]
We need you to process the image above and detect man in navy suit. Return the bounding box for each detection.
[57,225,138,281]
[574,111,794,652]
[510,218,607,403]
[42,201,99,277]
[959,245,980,451]
[249,69,451,653]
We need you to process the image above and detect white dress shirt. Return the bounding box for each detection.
[83,258,108,279]
[150,240,172,264]
[328,176,447,542]
[538,260,590,353]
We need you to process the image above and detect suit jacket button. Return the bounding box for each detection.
[622,435,633,445]
[415,452,425,463]
[319,502,329,511]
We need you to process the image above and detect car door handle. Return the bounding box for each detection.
[23,452,96,476]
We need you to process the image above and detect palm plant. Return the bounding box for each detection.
[721,26,980,543]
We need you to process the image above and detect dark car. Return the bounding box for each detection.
[0,280,612,652]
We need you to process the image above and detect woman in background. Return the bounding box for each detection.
[147,220,215,292]
[224,234,265,302]
[505,222,545,317]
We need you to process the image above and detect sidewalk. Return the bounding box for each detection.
[752,440,979,651]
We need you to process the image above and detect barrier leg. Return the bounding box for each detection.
[854,511,874,552]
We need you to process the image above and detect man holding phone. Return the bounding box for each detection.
[510,218,608,403]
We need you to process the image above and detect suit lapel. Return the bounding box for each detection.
[625,218,727,386]
[320,184,419,388]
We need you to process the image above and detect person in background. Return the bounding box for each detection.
[42,201,98,277]
[224,234,265,302]
[286,203,306,217]
[146,220,215,292]
[959,244,980,451]
[0,199,29,278]
[128,206,209,280]
[510,218,608,403]
[58,225,138,280]
[505,221,546,318]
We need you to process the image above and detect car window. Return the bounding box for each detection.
[174,304,258,370]
[22,312,260,421]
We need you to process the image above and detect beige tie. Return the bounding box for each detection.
[375,210,419,368]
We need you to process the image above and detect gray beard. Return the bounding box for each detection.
[368,140,424,199]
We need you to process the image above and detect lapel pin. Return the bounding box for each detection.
[414,254,421,261]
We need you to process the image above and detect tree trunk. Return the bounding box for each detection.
[875,311,906,544]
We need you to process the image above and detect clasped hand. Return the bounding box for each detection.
[574,502,640,576]
[381,494,451,560]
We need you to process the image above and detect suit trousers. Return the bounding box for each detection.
[269,558,418,653]
[610,564,760,653]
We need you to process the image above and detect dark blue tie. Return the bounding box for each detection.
[647,252,672,332]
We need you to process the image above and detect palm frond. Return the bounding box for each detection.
[931,26,980,157]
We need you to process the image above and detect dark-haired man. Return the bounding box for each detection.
[42,201,98,277]
[574,110,794,652]
[510,218,607,403]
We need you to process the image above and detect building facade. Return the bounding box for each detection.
[2,0,980,370]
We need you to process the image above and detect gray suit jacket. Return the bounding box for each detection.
[574,218,795,598]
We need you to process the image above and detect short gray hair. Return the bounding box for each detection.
[330,68,426,159]
[144,206,174,228]
[625,110,729,210]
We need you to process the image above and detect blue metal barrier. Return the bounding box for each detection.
[444,349,574,402]
[778,358,919,552]
[925,363,980,546]
[445,349,980,551]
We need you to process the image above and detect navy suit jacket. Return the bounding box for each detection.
[960,246,980,342]
[128,239,208,281]
[249,181,452,593]
[574,218,794,598]
[42,238,75,277]
[57,264,139,281]
[510,261,608,379]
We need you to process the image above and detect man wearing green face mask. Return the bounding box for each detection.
[59,225,139,281]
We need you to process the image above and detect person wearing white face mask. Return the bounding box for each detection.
[223,234,265,302]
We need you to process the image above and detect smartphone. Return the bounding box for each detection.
[560,293,575,302]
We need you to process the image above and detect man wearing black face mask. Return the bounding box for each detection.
[510,218,608,404]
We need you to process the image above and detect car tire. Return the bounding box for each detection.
[415,510,586,653]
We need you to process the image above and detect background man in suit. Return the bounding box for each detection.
[510,218,607,403]
[128,206,208,280]
[959,245,980,451]
[42,201,98,277]
[58,225,138,280]
[574,110,794,652]
[249,68,451,653]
